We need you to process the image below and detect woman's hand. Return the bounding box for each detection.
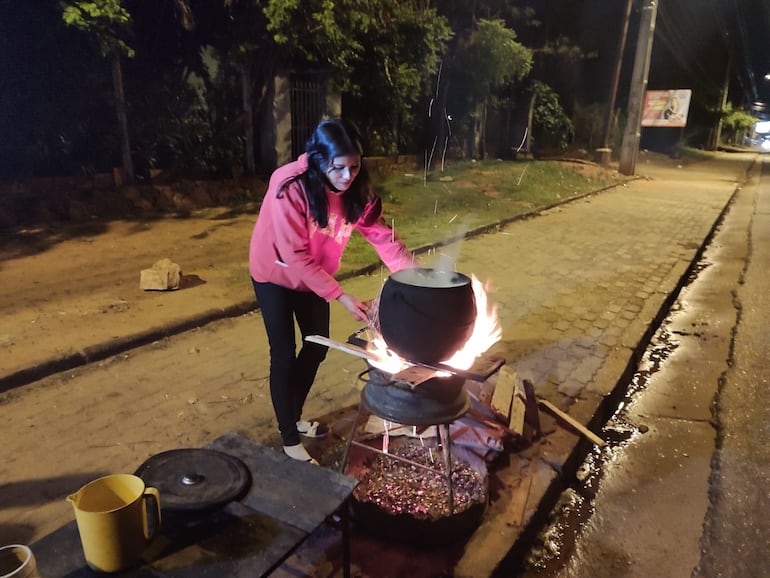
[337,292,369,322]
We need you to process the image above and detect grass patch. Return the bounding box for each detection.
[339,158,624,274]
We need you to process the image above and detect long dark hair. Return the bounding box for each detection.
[280,118,373,228]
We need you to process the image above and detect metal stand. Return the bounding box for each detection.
[341,389,464,514]
[337,352,505,517]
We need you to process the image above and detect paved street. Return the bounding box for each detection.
[523,153,769,578]
[0,151,760,577]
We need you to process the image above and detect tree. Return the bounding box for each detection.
[264,0,451,155]
[61,0,136,184]
[195,0,283,175]
[719,104,757,146]
[528,81,573,153]
[450,19,532,159]
[343,2,452,154]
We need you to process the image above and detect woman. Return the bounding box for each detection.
[249,118,415,463]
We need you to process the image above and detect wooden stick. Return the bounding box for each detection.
[467,407,520,437]
[305,335,377,362]
[537,398,606,447]
[490,364,516,422]
[305,334,498,383]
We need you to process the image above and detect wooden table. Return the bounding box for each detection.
[32,432,359,577]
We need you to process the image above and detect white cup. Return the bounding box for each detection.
[0,545,39,578]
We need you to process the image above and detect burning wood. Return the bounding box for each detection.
[352,443,487,520]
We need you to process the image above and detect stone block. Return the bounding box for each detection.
[140,258,181,291]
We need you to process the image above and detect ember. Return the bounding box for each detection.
[353,443,487,520]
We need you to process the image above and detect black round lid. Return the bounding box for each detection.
[135,448,250,513]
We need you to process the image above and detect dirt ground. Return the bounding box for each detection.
[0,160,614,384]
[0,180,265,382]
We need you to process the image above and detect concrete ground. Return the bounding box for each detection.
[542,198,739,577]
[526,153,768,578]
[0,150,759,577]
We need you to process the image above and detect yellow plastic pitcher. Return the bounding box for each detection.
[67,473,161,573]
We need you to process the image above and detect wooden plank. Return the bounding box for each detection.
[509,378,541,441]
[467,353,506,382]
[508,375,527,436]
[305,335,376,363]
[537,399,606,447]
[392,365,441,385]
[308,335,505,383]
[522,379,541,438]
[490,364,517,421]
[209,432,359,532]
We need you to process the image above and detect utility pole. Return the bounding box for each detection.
[619,0,659,176]
[709,51,732,150]
[599,0,634,164]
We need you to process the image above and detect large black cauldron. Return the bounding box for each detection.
[378,268,476,364]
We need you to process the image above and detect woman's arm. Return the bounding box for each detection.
[356,197,417,272]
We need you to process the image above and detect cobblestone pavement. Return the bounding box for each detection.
[0,151,758,577]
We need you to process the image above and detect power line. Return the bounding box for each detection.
[731,0,758,100]
[652,0,726,95]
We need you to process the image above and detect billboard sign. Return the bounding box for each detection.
[641,89,692,128]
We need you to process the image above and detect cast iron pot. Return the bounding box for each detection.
[377,268,476,364]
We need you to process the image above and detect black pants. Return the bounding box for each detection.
[252,280,330,446]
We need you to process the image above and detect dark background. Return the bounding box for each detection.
[1,0,767,182]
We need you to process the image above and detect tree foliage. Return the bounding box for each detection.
[531,81,573,151]
[719,103,758,145]
[264,0,452,154]
[61,0,136,183]
[60,0,134,58]
[444,18,532,158]
[457,19,532,103]
[8,0,719,181]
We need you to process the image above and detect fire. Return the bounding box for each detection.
[442,275,502,369]
[367,335,411,374]
[367,274,501,373]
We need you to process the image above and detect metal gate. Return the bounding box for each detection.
[290,74,326,158]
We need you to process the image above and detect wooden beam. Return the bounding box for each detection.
[490,364,517,422]
[521,379,541,440]
[509,375,526,436]
[305,335,376,362]
[537,398,606,447]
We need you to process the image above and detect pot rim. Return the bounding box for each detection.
[388,267,471,289]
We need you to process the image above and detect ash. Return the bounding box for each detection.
[353,443,486,519]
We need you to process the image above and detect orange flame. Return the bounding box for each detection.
[442,275,502,369]
[368,274,501,373]
[367,335,410,374]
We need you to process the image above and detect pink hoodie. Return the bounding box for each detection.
[249,154,414,301]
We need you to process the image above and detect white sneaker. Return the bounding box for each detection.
[296,420,329,438]
[283,443,319,465]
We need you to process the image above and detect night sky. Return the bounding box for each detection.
[647,0,770,112]
[729,0,770,107]
[534,0,770,115]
